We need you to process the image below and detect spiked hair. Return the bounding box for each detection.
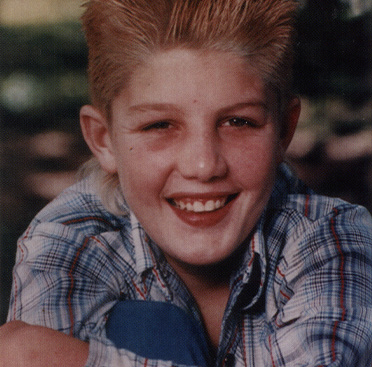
[82,0,298,116]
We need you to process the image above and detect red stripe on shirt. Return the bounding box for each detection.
[132,279,146,300]
[280,290,291,300]
[149,249,167,290]
[269,334,277,367]
[248,236,255,267]
[277,266,285,278]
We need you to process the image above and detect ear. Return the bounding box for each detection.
[278,97,301,160]
[80,105,117,173]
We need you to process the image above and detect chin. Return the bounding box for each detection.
[170,244,239,268]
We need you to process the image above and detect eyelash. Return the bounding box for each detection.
[142,121,171,131]
[141,117,259,132]
[221,117,259,128]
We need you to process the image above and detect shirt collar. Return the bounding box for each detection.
[229,164,299,309]
[130,211,158,275]
[225,211,267,310]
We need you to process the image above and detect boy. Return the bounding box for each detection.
[1,0,372,366]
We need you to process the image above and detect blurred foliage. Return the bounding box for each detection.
[0,22,88,133]
[0,22,89,323]
[294,1,372,107]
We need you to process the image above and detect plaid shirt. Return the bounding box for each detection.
[8,164,372,366]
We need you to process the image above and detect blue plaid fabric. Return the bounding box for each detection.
[8,164,372,366]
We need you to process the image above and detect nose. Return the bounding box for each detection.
[176,130,227,182]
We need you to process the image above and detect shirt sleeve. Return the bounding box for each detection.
[7,222,197,367]
[86,337,195,367]
[266,204,372,366]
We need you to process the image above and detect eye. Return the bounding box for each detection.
[142,121,171,131]
[221,117,258,128]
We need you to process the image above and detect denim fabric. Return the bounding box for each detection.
[106,300,210,366]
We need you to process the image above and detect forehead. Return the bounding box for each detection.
[114,49,276,115]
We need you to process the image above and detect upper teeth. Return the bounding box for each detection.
[174,198,227,212]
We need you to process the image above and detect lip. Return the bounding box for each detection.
[166,193,239,227]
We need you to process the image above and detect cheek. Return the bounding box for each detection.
[116,145,172,198]
[226,135,279,185]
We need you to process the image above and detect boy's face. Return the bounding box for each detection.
[94,49,298,271]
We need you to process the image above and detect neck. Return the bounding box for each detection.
[166,251,242,292]
[164,244,249,351]
[173,259,240,350]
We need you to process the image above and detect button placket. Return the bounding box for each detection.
[223,353,235,367]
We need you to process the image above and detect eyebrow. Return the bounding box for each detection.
[128,103,182,114]
[128,101,268,115]
[218,101,268,115]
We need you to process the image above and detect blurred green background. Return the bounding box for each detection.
[1,0,372,325]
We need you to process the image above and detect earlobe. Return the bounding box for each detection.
[80,105,117,173]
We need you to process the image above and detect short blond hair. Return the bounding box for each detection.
[80,0,298,214]
[82,0,298,116]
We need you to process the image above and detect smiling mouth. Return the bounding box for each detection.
[167,194,239,213]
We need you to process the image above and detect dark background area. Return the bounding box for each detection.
[1,0,372,325]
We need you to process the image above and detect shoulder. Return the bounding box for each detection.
[25,175,129,238]
[267,193,372,296]
[264,165,372,266]
[265,172,372,305]
[16,175,133,268]
[268,164,372,241]
[14,176,136,287]
[279,192,372,244]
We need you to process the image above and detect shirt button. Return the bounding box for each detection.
[223,353,235,367]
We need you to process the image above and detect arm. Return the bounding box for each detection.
[6,219,206,367]
[7,223,184,367]
[266,204,372,366]
[0,321,88,367]
[0,321,184,367]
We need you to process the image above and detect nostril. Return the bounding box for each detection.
[176,135,227,181]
